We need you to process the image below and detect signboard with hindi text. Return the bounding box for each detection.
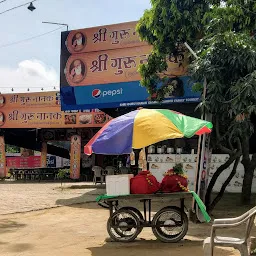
[60,21,200,111]
[62,21,147,55]
[63,45,187,87]
[0,92,110,128]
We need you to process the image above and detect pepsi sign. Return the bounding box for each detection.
[92,88,123,98]
[92,89,101,98]
[61,77,201,111]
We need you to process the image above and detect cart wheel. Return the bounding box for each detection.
[107,209,141,242]
[152,206,188,243]
[98,200,110,209]
[119,207,144,234]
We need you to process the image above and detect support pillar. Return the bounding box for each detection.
[70,135,81,180]
[41,142,47,168]
[0,136,6,177]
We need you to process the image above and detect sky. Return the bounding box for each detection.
[0,0,151,93]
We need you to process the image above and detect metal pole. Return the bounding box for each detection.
[42,21,69,31]
[184,42,199,59]
[184,42,210,220]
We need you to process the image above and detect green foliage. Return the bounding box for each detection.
[57,169,70,180]
[173,163,184,175]
[190,32,256,141]
[192,82,204,92]
[138,0,256,144]
[137,0,256,99]
[138,0,256,204]
[204,0,256,35]
[136,0,210,97]
[5,144,20,153]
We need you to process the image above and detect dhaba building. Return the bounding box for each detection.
[59,21,203,187]
[60,21,202,160]
[0,91,110,179]
[59,23,202,151]
[59,21,256,195]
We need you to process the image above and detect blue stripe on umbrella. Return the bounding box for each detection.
[91,110,139,155]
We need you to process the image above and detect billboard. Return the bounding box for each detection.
[60,21,200,111]
[61,76,200,110]
[7,156,41,168]
[0,92,110,128]
[62,45,188,87]
[62,21,147,54]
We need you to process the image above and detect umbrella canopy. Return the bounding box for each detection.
[84,109,213,155]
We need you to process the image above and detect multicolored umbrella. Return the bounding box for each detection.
[84,109,213,155]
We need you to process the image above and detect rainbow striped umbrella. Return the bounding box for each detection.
[84,109,212,155]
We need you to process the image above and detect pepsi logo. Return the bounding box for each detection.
[92,89,101,98]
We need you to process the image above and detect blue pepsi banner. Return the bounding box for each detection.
[60,76,200,111]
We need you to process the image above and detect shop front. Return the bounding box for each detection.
[60,21,204,185]
[59,20,256,196]
[0,91,110,179]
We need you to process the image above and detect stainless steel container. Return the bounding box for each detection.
[176,148,182,154]
[148,145,155,154]
[167,147,174,154]
[157,146,164,154]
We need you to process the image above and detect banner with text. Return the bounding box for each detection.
[61,21,147,55]
[62,45,188,87]
[0,92,110,128]
[60,21,200,111]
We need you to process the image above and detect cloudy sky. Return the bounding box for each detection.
[0,0,150,93]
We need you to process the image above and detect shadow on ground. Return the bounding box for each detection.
[67,184,106,189]
[55,187,106,208]
[7,243,34,253]
[0,219,26,234]
[87,239,233,256]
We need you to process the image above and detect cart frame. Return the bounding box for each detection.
[102,192,193,242]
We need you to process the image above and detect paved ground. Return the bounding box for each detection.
[0,181,105,215]
[0,200,248,256]
[0,181,255,256]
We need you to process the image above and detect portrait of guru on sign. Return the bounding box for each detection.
[68,59,87,84]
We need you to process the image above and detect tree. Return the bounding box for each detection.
[137,0,256,207]
[57,168,70,189]
[191,32,256,206]
[136,0,211,98]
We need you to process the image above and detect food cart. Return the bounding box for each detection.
[84,108,212,243]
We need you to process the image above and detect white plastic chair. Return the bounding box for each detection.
[92,166,104,184]
[105,166,116,176]
[203,206,256,256]
[119,166,129,174]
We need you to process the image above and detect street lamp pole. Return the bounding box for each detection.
[42,21,69,31]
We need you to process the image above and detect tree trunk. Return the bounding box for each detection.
[242,170,253,204]
[241,165,253,205]
[241,137,255,205]
[208,157,240,213]
[205,151,241,211]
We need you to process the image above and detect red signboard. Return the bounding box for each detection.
[7,156,41,168]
